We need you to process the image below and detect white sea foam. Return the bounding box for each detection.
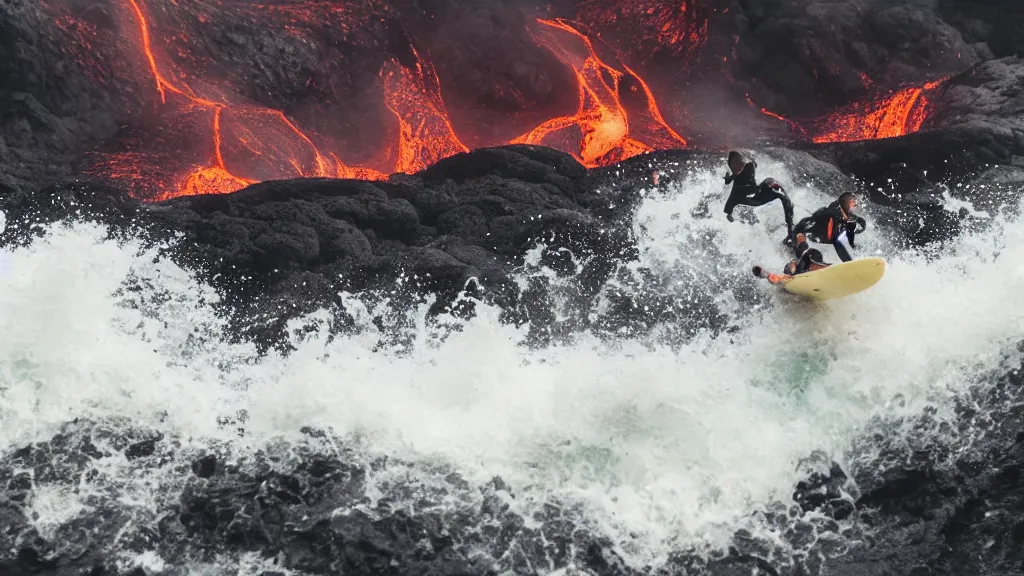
[1,163,1022,568]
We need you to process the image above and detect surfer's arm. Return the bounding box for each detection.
[832,230,854,262]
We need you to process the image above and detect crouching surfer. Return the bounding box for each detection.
[791,192,867,262]
[723,151,795,241]
[752,233,830,285]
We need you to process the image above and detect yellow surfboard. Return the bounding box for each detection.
[777,257,886,301]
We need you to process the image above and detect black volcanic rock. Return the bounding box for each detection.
[963,164,1024,217]
[728,0,981,117]
[139,145,616,294]
[2,145,665,351]
[930,56,1024,138]
[0,0,128,192]
[826,367,1024,576]
[939,0,1024,59]
[802,56,1023,224]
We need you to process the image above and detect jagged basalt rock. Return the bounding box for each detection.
[4,415,984,576]
[939,0,1024,59]
[1,145,666,350]
[805,55,1024,196]
[726,0,981,117]
[0,0,129,193]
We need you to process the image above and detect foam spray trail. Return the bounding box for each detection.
[0,166,1023,569]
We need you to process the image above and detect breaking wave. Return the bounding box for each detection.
[1,160,1022,572]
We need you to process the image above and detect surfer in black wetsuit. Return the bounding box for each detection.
[792,192,866,262]
[752,233,830,284]
[723,151,795,241]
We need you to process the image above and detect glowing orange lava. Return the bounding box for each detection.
[62,0,952,201]
[381,49,470,174]
[574,0,710,64]
[125,0,182,104]
[754,80,946,143]
[116,0,389,199]
[98,3,691,200]
[809,80,945,143]
[512,19,686,167]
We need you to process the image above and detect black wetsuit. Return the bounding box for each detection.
[783,236,828,275]
[724,161,794,237]
[792,201,866,262]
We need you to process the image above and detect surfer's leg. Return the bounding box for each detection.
[793,233,809,257]
[753,265,788,285]
[743,186,788,209]
[776,189,795,237]
[793,235,814,273]
[796,248,827,274]
[788,215,814,246]
[744,185,794,241]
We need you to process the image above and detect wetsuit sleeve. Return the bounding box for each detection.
[832,228,854,262]
[833,240,853,262]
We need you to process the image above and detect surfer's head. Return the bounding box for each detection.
[727,151,745,174]
[838,192,857,215]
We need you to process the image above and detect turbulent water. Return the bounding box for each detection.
[1,161,1023,574]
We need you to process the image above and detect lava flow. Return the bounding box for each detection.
[512,19,687,167]
[792,80,945,144]
[381,49,470,175]
[95,0,336,199]
[87,1,693,200]
[100,0,446,199]
[574,0,710,65]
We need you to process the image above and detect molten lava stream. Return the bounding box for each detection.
[381,48,469,174]
[119,0,388,200]
[114,1,689,200]
[810,80,945,143]
[512,18,686,167]
[217,107,337,180]
[573,0,710,64]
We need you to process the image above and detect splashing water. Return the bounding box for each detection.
[1,164,1023,569]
